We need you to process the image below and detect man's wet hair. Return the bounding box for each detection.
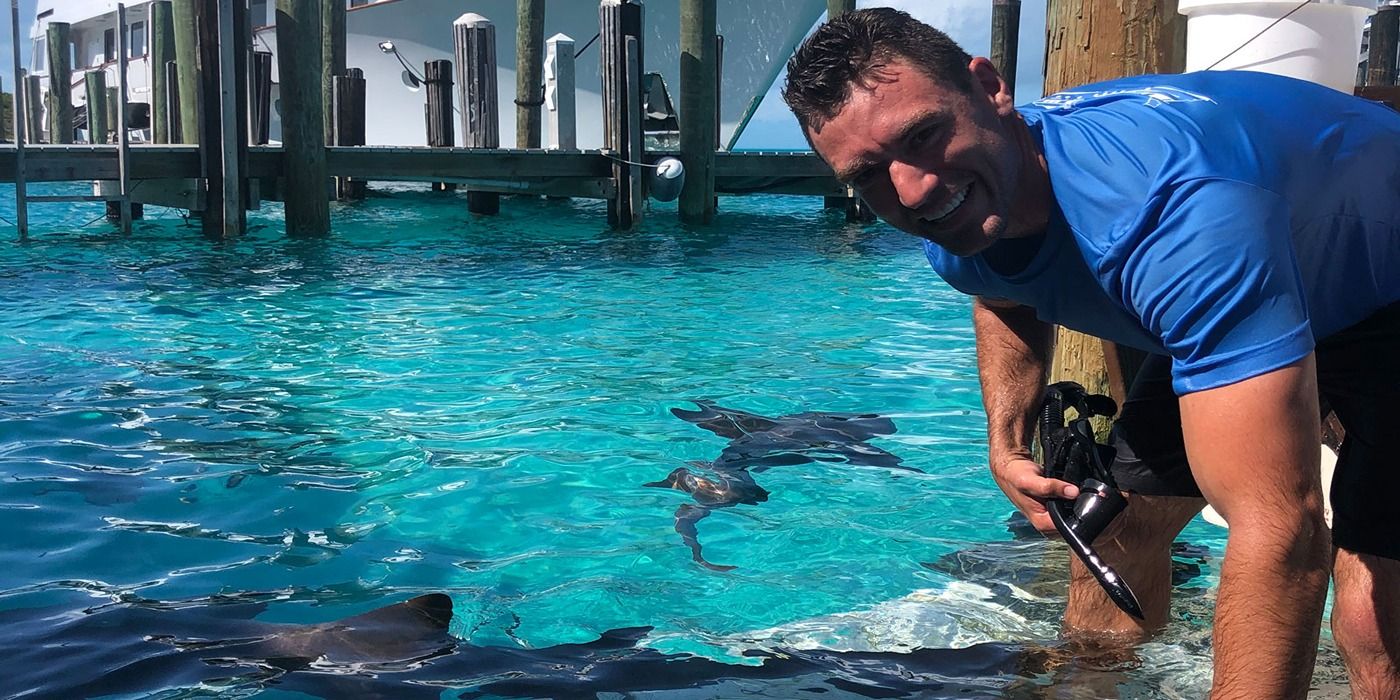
[782,8,973,134]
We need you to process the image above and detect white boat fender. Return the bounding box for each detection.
[649,157,685,202]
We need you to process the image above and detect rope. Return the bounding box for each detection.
[1205,0,1313,71]
[574,32,601,59]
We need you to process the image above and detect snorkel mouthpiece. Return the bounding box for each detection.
[1039,382,1145,620]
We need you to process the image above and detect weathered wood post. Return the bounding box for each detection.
[424,58,457,191]
[455,12,501,215]
[9,0,27,235]
[991,0,1021,97]
[516,0,546,149]
[250,51,272,144]
[679,0,717,223]
[164,61,181,141]
[0,80,9,143]
[821,0,870,221]
[84,71,108,144]
[321,0,346,145]
[105,86,119,139]
[198,0,250,237]
[172,0,201,144]
[46,22,72,144]
[109,3,135,231]
[334,67,367,200]
[544,33,576,150]
[1043,0,1184,407]
[276,0,329,235]
[24,74,42,144]
[600,0,644,228]
[150,0,176,143]
[1367,4,1399,87]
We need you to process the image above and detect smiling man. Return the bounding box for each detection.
[783,8,1400,698]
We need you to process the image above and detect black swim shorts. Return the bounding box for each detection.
[1105,301,1400,561]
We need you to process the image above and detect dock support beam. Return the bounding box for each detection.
[601,0,643,229]
[991,0,1021,97]
[1367,5,1398,87]
[1044,0,1184,408]
[85,71,108,144]
[679,0,716,223]
[321,0,346,146]
[46,22,72,144]
[424,58,456,191]
[150,1,176,143]
[23,74,41,144]
[9,0,27,235]
[172,0,200,144]
[456,13,501,215]
[516,0,545,149]
[276,0,329,235]
[545,34,576,150]
[334,68,366,200]
[198,0,248,237]
[250,51,273,144]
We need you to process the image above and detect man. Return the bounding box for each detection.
[782,8,1400,699]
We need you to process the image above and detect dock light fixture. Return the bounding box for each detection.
[379,40,423,89]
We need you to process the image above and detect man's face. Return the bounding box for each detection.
[807,58,1028,256]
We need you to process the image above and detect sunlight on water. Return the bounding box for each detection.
[0,184,1346,697]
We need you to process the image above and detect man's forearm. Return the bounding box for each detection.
[972,298,1054,461]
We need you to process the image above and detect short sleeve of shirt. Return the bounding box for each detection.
[1111,177,1314,394]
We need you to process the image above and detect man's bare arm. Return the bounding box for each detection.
[972,297,1076,531]
[1179,356,1330,699]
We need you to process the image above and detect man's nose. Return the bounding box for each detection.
[889,161,939,211]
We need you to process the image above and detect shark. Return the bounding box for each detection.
[1,592,1052,699]
[647,401,919,571]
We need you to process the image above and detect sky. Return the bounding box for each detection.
[0,0,1045,149]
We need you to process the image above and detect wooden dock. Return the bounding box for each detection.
[0,144,845,200]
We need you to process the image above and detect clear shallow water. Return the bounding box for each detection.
[0,185,1343,697]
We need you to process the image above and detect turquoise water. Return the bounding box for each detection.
[0,185,1341,697]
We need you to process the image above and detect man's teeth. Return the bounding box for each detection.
[921,185,970,224]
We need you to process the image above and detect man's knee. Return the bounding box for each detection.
[1331,548,1400,696]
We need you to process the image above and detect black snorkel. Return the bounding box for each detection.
[1038,382,1144,620]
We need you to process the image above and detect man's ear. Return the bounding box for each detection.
[968,57,1015,116]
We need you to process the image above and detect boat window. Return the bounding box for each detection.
[104,28,117,63]
[31,37,46,72]
[250,0,269,27]
[129,21,147,57]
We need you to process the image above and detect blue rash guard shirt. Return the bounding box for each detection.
[924,71,1400,394]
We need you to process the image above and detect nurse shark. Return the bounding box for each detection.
[647,401,919,571]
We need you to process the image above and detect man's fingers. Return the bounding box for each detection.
[1012,472,1079,500]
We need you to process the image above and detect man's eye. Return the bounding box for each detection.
[909,126,936,148]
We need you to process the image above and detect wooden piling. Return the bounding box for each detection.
[334,67,367,200]
[105,87,119,140]
[250,51,272,144]
[1044,0,1184,408]
[85,71,108,144]
[826,0,854,19]
[991,0,1021,97]
[275,0,329,235]
[545,33,576,150]
[164,61,181,141]
[600,0,643,228]
[1,84,9,144]
[516,0,546,149]
[423,58,457,191]
[150,1,176,143]
[46,22,72,144]
[9,0,27,235]
[1367,5,1399,87]
[114,3,133,232]
[680,0,717,223]
[196,0,249,236]
[172,0,200,144]
[24,74,42,145]
[455,13,501,215]
[321,0,346,145]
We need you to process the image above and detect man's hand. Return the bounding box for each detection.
[990,452,1080,534]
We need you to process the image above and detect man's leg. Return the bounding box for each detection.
[1331,548,1400,699]
[1064,354,1206,639]
[1064,493,1205,639]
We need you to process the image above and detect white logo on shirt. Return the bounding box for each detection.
[1034,87,1216,111]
